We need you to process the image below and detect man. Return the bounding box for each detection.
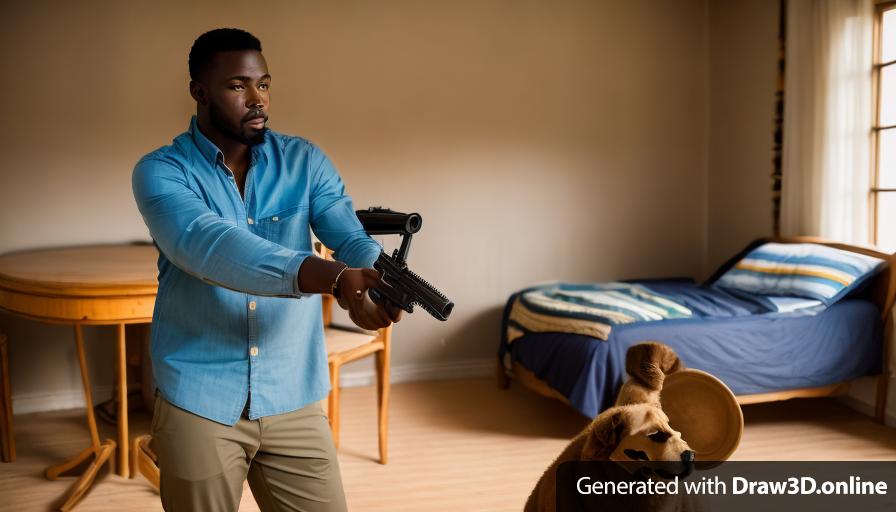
[132,28,401,511]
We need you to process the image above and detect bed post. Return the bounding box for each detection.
[875,315,892,424]
[496,356,509,389]
[873,248,896,425]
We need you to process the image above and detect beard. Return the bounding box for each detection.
[209,102,267,146]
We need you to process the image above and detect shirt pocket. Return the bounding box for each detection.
[257,206,311,251]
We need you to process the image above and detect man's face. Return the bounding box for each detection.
[196,50,270,146]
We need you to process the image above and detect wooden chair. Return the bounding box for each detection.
[1,332,14,462]
[317,242,393,464]
[131,434,159,489]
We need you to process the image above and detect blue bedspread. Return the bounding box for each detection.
[499,279,882,419]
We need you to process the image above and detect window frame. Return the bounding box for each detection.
[871,0,896,248]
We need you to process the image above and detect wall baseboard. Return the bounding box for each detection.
[11,359,498,415]
[837,394,896,428]
[838,375,896,428]
[337,358,496,388]
[20,359,889,427]
[12,385,115,415]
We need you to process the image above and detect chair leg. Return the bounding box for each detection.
[0,400,8,463]
[375,348,390,465]
[328,362,340,449]
[132,434,160,491]
[1,333,15,462]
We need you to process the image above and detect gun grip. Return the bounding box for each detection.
[370,286,413,315]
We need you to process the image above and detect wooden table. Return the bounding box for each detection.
[0,243,158,511]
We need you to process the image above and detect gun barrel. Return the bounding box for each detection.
[357,208,422,235]
[416,285,453,320]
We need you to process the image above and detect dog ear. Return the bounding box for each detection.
[582,409,628,460]
[625,342,682,390]
[653,342,683,374]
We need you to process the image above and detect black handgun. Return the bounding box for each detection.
[356,207,453,321]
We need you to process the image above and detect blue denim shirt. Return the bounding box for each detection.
[132,116,380,425]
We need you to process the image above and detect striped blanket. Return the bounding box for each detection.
[506,282,693,344]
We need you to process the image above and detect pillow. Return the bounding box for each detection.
[718,287,825,314]
[761,295,825,313]
[713,243,886,306]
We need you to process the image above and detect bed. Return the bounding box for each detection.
[496,237,896,423]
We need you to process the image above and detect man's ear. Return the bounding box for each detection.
[581,410,627,460]
[190,80,208,105]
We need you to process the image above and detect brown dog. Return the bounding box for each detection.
[615,341,683,407]
[524,342,691,512]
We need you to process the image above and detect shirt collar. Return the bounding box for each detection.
[189,115,269,169]
[189,115,224,166]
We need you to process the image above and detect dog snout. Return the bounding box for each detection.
[678,450,695,478]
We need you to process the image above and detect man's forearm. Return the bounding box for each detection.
[297,256,347,294]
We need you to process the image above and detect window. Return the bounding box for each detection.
[872,1,896,250]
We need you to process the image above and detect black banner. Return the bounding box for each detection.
[556,461,896,511]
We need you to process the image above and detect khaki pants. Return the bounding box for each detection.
[150,395,348,512]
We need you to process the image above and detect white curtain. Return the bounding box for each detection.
[781,0,874,244]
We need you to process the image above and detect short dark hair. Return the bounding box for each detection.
[189,28,262,81]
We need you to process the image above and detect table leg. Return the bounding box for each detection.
[45,325,117,511]
[115,323,129,478]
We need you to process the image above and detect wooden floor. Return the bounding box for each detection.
[1,378,895,511]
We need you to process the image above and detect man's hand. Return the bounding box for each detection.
[335,268,403,330]
[297,256,402,330]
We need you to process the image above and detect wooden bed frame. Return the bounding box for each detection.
[496,237,896,424]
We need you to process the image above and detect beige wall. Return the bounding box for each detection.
[706,0,778,271]
[1,0,735,413]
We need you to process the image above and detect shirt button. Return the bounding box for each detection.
[247,218,254,225]
[272,216,279,222]
[249,346,259,357]
[249,301,257,311]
